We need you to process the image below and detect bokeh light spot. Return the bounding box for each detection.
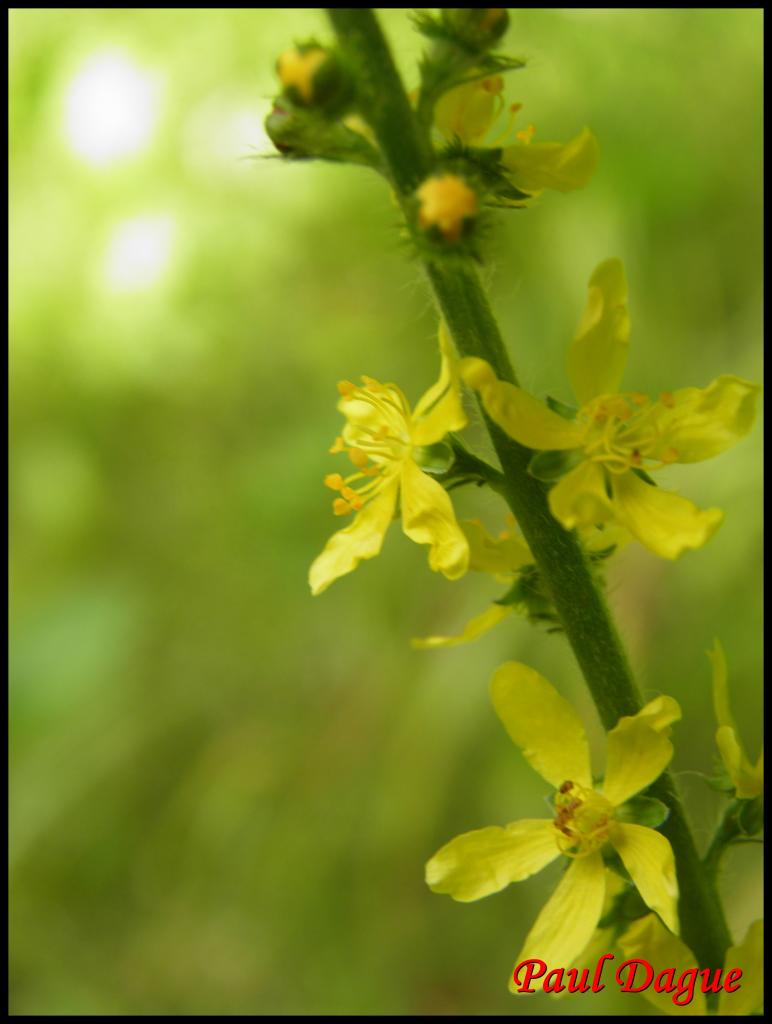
[64,50,159,166]
[103,214,175,292]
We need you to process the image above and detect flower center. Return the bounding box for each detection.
[553,780,613,858]
[324,377,412,516]
[580,393,679,474]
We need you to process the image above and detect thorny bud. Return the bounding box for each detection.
[442,9,510,50]
[417,173,478,243]
[276,44,353,117]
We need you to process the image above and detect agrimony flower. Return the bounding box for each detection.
[433,75,599,197]
[412,518,626,648]
[426,662,680,988]
[708,640,763,800]
[618,913,763,1016]
[460,259,760,558]
[309,323,469,595]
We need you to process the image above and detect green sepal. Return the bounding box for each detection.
[614,795,670,829]
[631,466,658,487]
[439,142,532,204]
[737,796,764,836]
[528,447,584,482]
[546,395,579,421]
[413,441,455,475]
[494,566,561,630]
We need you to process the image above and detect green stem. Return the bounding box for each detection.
[326,7,731,969]
[703,799,757,878]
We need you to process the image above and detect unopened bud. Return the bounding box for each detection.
[276,45,353,117]
[443,9,509,50]
[417,174,478,243]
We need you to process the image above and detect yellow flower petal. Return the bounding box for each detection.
[551,871,626,1000]
[308,478,399,595]
[400,458,469,579]
[412,321,467,446]
[501,127,600,194]
[580,520,631,553]
[618,913,706,1016]
[426,819,560,903]
[610,471,723,559]
[490,662,592,789]
[717,919,764,1016]
[708,640,763,799]
[549,460,615,531]
[608,822,679,934]
[411,602,514,649]
[462,519,533,575]
[602,696,681,807]
[716,726,764,801]
[510,852,607,988]
[708,638,733,731]
[460,357,586,450]
[567,258,631,406]
[433,77,501,145]
[649,375,761,464]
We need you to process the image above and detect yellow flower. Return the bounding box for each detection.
[412,517,530,647]
[416,174,478,242]
[433,75,599,195]
[309,323,469,595]
[708,640,763,800]
[460,259,760,559]
[618,913,763,1016]
[276,47,328,104]
[426,662,681,989]
[412,518,627,648]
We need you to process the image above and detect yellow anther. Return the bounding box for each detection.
[277,47,327,103]
[660,390,675,409]
[337,380,356,397]
[417,174,478,243]
[333,497,352,516]
[348,448,369,468]
[329,436,346,454]
[515,123,536,144]
[630,392,649,406]
[324,473,344,490]
[481,75,504,95]
[360,374,381,389]
[661,447,680,464]
[340,485,358,503]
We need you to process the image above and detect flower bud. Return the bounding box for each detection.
[276,45,353,117]
[417,173,478,243]
[442,9,510,50]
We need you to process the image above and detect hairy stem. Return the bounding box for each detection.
[327,7,731,968]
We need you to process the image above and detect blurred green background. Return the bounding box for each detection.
[9,8,762,1015]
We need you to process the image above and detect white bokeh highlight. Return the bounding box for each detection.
[103,214,175,292]
[64,50,159,166]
